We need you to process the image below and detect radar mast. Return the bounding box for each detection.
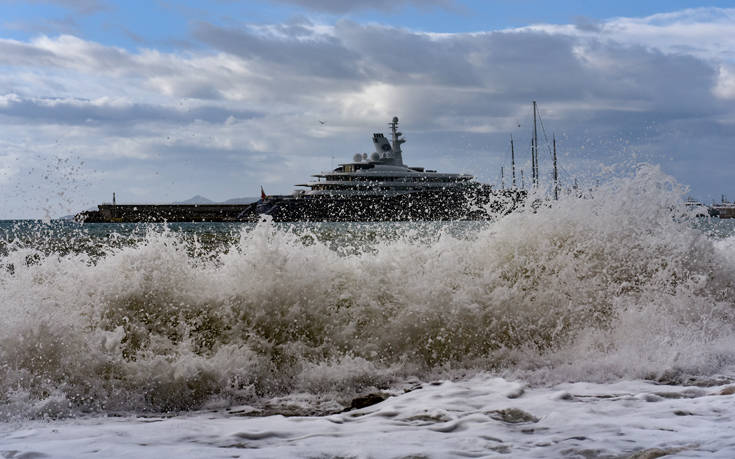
[389,116,406,165]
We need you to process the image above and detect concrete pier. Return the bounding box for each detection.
[76,203,257,223]
[711,205,735,219]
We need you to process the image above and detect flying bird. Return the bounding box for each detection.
[319,120,326,125]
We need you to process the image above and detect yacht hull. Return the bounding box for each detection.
[251,186,525,222]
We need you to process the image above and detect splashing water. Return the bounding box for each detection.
[2,165,735,420]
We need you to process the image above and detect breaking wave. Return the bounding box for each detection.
[2,165,735,419]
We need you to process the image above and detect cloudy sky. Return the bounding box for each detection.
[1,0,735,218]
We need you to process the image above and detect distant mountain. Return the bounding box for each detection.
[222,196,259,204]
[174,195,215,204]
[173,195,260,205]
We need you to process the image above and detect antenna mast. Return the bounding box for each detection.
[389,116,406,165]
[553,134,558,200]
[532,100,538,187]
[510,135,516,188]
[530,139,536,189]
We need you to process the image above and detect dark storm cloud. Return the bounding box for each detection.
[193,21,363,80]
[334,21,486,86]
[190,20,587,107]
[269,0,454,14]
[194,18,725,118]
[318,23,724,128]
[365,23,716,106]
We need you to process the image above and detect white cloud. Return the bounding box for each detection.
[714,64,735,100]
[522,8,735,63]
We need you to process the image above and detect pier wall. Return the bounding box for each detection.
[78,203,257,223]
[713,206,735,219]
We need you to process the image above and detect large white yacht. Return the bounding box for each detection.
[294,117,474,196]
[254,116,524,222]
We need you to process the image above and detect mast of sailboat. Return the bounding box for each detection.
[530,138,535,188]
[510,134,516,188]
[521,169,525,189]
[553,134,558,200]
[531,100,538,186]
[501,166,505,190]
[530,139,535,188]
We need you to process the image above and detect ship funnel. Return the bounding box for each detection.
[372,133,394,160]
[370,117,406,166]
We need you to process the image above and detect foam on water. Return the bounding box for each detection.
[2,165,735,419]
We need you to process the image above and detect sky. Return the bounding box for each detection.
[1,0,735,218]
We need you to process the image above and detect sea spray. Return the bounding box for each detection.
[2,165,735,419]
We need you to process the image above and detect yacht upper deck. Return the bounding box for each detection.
[296,117,474,196]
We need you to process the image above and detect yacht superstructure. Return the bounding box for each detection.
[295,117,474,197]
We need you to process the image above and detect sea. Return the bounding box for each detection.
[2,165,735,458]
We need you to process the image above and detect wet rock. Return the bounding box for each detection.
[487,408,539,424]
[651,372,732,388]
[655,387,705,399]
[685,376,733,387]
[349,392,389,410]
[635,393,663,402]
[489,445,511,454]
[506,386,525,399]
[403,383,423,393]
[233,431,290,441]
[560,448,611,459]
[226,405,262,417]
[261,403,330,417]
[0,451,49,459]
[719,385,735,395]
[651,370,685,385]
[629,445,695,459]
[404,412,452,424]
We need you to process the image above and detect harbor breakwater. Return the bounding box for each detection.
[77,203,258,223]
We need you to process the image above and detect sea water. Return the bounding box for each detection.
[2,165,735,458]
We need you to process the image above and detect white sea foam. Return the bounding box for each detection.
[3,375,735,457]
[1,165,735,426]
